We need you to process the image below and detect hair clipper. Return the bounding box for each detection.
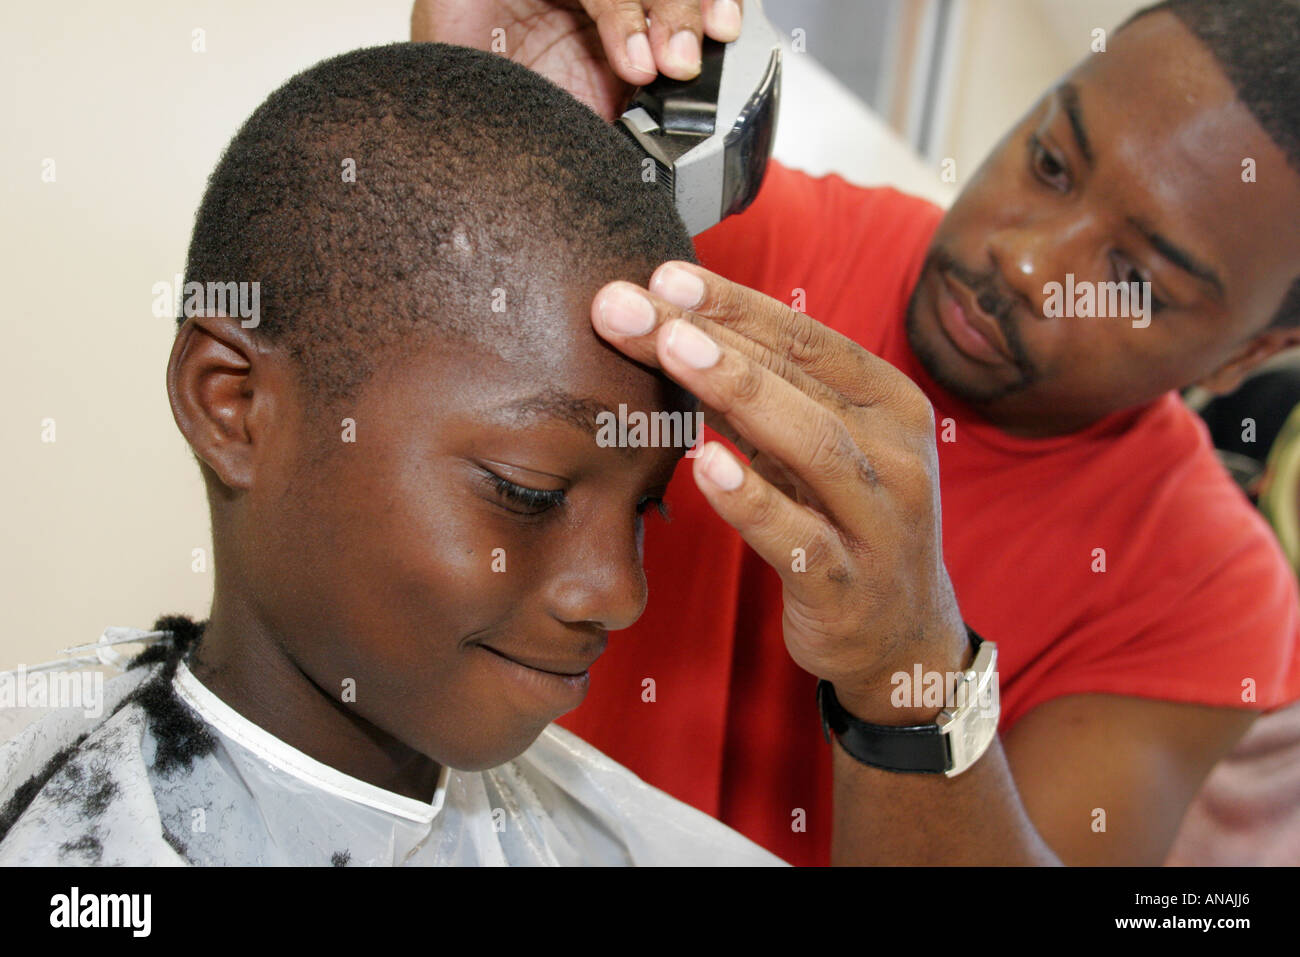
[617,0,782,236]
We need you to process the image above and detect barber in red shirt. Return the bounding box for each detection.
[416,0,1300,865]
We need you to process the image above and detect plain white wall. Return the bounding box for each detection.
[3,0,1089,672]
[940,0,1147,178]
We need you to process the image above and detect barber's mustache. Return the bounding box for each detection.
[931,248,1021,329]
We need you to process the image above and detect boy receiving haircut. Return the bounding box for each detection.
[0,43,784,866]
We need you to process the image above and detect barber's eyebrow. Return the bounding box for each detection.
[1127,216,1226,299]
[1057,83,1093,166]
[1055,82,1226,300]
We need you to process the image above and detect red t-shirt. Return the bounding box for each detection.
[558,161,1300,866]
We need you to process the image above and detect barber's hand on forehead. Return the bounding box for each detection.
[411,0,743,121]
[592,263,969,714]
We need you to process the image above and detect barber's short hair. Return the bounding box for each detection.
[180,42,697,405]
[1124,0,1300,328]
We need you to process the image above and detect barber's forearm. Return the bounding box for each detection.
[827,639,1061,866]
[830,734,1061,865]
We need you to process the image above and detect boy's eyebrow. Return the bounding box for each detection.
[486,389,621,434]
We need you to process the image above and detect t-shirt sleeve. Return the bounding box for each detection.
[1001,449,1300,728]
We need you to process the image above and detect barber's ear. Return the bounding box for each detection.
[1197,328,1300,397]
[166,316,279,491]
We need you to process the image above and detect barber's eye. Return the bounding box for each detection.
[1111,254,1168,314]
[1028,134,1069,190]
[484,472,565,516]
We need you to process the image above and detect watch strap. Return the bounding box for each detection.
[817,626,986,774]
[817,680,952,773]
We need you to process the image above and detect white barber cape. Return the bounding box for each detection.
[0,629,786,866]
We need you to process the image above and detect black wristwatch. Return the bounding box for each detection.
[817,626,999,777]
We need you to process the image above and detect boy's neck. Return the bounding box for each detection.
[188,596,443,804]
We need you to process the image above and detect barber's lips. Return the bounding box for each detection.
[475,641,603,710]
[936,270,1013,366]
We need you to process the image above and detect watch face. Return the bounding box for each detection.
[945,675,1000,777]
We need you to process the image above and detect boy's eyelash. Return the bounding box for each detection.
[639,497,671,522]
[482,470,671,522]
[485,472,565,514]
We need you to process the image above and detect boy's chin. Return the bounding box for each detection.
[433,724,551,773]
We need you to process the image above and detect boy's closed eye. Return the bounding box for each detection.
[476,464,672,521]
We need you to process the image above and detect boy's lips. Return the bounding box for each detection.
[475,640,605,678]
[473,638,605,714]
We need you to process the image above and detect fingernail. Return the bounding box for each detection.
[626,31,655,77]
[598,284,656,335]
[652,264,705,310]
[707,0,743,41]
[665,319,720,369]
[666,30,701,77]
[701,443,743,491]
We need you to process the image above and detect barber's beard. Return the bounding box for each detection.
[904,247,1041,407]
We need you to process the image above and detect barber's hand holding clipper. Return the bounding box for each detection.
[411,0,743,121]
[592,266,1060,865]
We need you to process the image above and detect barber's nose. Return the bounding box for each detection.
[987,225,1050,318]
[543,518,647,632]
[987,212,1098,319]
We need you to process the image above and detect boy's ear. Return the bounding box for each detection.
[1197,327,1300,397]
[166,316,281,491]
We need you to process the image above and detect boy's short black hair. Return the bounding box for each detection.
[180,42,697,405]
[1124,0,1300,328]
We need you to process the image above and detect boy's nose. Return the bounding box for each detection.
[542,518,648,632]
